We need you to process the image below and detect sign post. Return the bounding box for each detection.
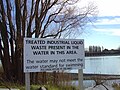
[25,72,30,90]
[78,69,84,90]
[24,38,85,90]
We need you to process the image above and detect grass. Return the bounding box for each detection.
[0,83,77,90]
[0,66,77,90]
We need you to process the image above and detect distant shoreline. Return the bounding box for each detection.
[71,73,120,80]
[85,52,120,57]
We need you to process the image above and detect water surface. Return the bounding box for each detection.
[71,55,120,88]
[71,55,120,74]
[84,55,120,74]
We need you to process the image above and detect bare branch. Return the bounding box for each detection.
[22,0,27,37]
[27,0,35,37]
[15,0,22,37]
[34,0,40,37]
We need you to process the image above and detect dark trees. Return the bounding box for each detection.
[0,0,97,83]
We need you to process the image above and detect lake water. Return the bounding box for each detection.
[84,55,120,74]
[71,55,120,88]
[71,55,120,74]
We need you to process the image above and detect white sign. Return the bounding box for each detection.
[24,38,85,72]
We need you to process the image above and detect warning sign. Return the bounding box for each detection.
[24,38,85,72]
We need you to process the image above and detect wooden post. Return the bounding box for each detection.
[78,69,84,90]
[25,72,30,90]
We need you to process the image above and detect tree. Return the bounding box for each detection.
[0,0,98,83]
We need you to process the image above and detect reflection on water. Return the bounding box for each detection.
[71,55,120,74]
[84,55,120,74]
[72,80,95,88]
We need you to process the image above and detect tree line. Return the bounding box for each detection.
[85,46,120,56]
[0,0,97,84]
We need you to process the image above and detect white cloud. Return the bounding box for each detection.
[92,17,120,36]
[78,0,120,16]
[96,0,120,16]
[95,17,120,25]
[93,29,120,36]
